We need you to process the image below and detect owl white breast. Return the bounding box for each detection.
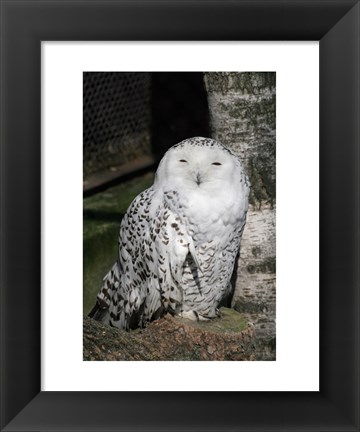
[89,137,250,330]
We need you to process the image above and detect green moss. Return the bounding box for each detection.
[247,150,276,208]
[234,299,268,314]
[216,307,248,333]
[206,72,276,95]
[218,96,276,208]
[176,307,248,334]
[231,72,276,95]
[227,97,276,130]
[251,246,262,257]
[268,337,276,351]
[246,256,276,274]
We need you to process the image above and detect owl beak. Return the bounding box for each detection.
[195,173,202,186]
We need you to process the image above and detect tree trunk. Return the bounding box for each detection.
[204,73,276,330]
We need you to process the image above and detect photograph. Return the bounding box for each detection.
[83,72,276,361]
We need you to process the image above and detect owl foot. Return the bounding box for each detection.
[178,310,210,322]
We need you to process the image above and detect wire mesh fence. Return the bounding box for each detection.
[83,72,152,180]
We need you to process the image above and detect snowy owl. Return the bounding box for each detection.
[89,137,249,330]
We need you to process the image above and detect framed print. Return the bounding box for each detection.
[42,45,318,392]
[1,1,359,431]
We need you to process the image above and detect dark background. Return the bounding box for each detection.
[151,72,210,157]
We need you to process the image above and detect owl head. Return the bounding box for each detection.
[154,137,248,195]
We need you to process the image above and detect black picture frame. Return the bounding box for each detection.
[1,1,359,431]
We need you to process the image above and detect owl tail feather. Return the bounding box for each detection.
[88,260,120,325]
[188,241,202,274]
[88,303,109,322]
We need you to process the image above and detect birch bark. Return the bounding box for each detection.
[204,72,276,316]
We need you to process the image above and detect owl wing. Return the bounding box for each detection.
[92,187,201,329]
[92,187,156,329]
[150,190,201,313]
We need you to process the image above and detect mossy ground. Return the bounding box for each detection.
[176,307,248,334]
[83,172,154,314]
[84,308,254,361]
